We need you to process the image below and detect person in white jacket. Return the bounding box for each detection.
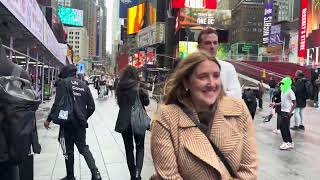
[197,28,242,98]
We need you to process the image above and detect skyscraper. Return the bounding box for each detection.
[97,0,107,62]
[71,0,97,58]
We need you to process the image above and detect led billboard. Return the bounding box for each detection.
[300,0,320,66]
[58,6,84,27]
[179,8,231,29]
[127,3,145,35]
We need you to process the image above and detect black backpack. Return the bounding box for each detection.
[243,89,256,103]
[49,78,76,125]
[0,66,40,165]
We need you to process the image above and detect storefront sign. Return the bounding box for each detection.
[179,8,231,29]
[137,23,165,48]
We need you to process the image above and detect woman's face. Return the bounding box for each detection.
[185,60,222,111]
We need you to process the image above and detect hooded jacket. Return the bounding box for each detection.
[48,65,95,128]
[293,75,308,108]
[115,79,150,133]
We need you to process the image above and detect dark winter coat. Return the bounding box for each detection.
[242,89,257,115]
[272,87,281,113]
[115,79,150,133]
[48,65,95,128]
[293,76,308,108]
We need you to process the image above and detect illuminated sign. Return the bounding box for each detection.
[58,6,84,27]
[127,3,145,35]
[262,1,273,45]
[171,0,216,9]
[179,8,231,29]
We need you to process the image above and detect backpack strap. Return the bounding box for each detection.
[11,65,22,77]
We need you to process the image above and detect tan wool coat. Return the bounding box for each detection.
[150,96,258,180]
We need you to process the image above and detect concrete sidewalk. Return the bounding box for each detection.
[34,87,156,180]
[34,88,320,180]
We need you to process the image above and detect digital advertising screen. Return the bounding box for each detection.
[127,3,145,35]
[300,0,320,66]
[179,8,231,30]
[178,41,198,59]
[58,6,84,27]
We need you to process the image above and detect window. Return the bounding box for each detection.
[76,32,80,35]
[75,46,79,48]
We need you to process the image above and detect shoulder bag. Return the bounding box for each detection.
[131,83,151,135]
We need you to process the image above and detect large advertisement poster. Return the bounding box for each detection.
[179,8,231,29]
[299,0,308,59]
[127,3,145,35]
[119,0,140,18]
[262,0,273,45]
[298,0,320,66]
[268,25,283,46]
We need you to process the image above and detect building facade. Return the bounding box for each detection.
[230,1,264,45]
[217,0,230,10]
[65,27,89,60]
[97,0,107,62]
[57,0,71,7]
[71,0,97,58]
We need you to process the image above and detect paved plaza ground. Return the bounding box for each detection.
[34,86,320,180]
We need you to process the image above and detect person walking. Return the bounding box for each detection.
[44,65,101,180]
[115,65,150,180]
[291,70,308,131]
[268,76,276,101]
[272,84,282,134]
[258,80,265,109]
[271,77,296,150]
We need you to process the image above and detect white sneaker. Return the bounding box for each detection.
[288,142,294,149]
[273,129,281,134]
[280,142,291,150]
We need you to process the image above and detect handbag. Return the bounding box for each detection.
[181,107,236,178]
[50,78,76,125]
[131,83,151,135]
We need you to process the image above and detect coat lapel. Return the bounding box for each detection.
[177,97,243,173]
[178,108,224,174]
[208,97,242,155]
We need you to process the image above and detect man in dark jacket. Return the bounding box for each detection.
[291,70,308,131]
[44,64,101,180]
[242,87,258,119]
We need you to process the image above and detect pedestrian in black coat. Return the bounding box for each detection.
[115,65,150,180]
[45,65,101,180]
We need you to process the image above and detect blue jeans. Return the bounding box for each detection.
[294,108,304,126]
